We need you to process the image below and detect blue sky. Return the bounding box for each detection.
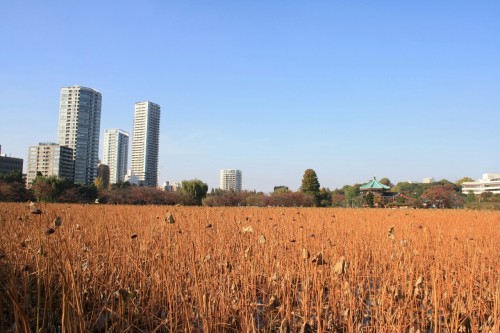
[1,1,499,192]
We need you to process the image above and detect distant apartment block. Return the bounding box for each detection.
[0,145,23,175]
[97,163,110,189]
[461,173,500,195]
[161,181,181,192]
[422,177,435,184]
[57,86,102,185]
[274,186,290,192]
[124,169,139,185]
[131,101,161,187]
[103,129,129,184]
[26,143,74,187]
[220,169,242,192]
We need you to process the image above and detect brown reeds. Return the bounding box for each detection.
[0,203,498,332]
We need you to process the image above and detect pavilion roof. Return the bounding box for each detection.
[360,177,391,191]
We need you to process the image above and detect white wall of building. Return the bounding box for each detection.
[103,129,129,184]
[131,101,160,187]
[461,173,500,195]
[220,169,242,191]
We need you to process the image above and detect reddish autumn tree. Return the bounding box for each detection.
[421,184,464,208]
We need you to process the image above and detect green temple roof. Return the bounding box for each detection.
[360,177,391,190]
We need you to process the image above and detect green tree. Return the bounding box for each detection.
[0,170,23,183]
[456,177,474,186]
[466,191,476,203]
[480,192,493,202]
[94,177,105,191]
[31,175,68,202]
[181,179,208,205]
[364,192,374,207]
[0,170,32,202]
[421,184,464,208]
[318,187,332,207]
[300,169,320,206]
[343,185,358,207]
[273,186,290,193]
[394,182,427,199]
[379,178,393,187]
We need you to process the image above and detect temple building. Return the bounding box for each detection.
[360,177,391,192]
[360,177,413,208]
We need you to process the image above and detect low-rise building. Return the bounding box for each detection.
[461,173,500,195]
[124,169,139,185]
[161,181,182,192]
[0,145,23,175]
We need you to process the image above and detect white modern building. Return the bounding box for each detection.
[57,86,102,185]
[26,143,74,187]
[103,129,129,184]
[461,173,500,195]
[220,169,242,192]
[124,169,139,185]
[131,101,161,187]
[422,177,435,184]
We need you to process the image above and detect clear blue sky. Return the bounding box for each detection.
[1,1,499,192]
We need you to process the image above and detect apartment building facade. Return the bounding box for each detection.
[57,86,102,185]
[131,101,160,187]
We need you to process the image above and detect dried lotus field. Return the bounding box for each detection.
[0,203,499,332]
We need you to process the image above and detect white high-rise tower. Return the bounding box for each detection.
[220,169,242,192]
[103,129,129,184]
[57,86,102,185]
[131,101,161,187]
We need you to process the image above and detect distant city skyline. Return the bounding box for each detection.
[1,2,499,192]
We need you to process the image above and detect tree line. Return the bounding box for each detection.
[1,169,499,209]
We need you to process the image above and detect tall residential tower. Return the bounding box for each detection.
[220,169,242,192]
[103,129,129,184]
[57,86,102,185]
[131,101,161,187]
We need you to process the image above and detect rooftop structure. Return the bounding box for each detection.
[360,177,391,191]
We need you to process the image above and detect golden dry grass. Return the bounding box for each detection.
[0,203,499,332]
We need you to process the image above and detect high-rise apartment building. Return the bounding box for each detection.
[57,86,102,185]
[103,129,129,184]
[26,143,74,187]
[220,169,242,192]
[131,101,161,187]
